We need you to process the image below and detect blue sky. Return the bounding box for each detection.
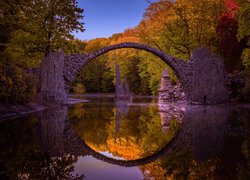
[74,0,156,40]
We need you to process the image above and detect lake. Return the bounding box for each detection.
[0,94,249,179]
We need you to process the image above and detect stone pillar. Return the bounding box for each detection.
[191,48,229,104]
[39,51,67,104]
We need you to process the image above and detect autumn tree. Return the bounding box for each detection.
[6,0,84,67]
[236,0,250,67]
[0,0,84,103]
[235,0,250,96]
[136,0,174,50]
[134,0,227,95]
[137,0,226,60]
[71,38,115,93]
[0,0,19,51]
[106,30,153,94]
[164,0,225,59]
[0,0,37,104]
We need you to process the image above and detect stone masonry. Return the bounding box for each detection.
[39,42,230,104]
[39,51,67,104]
[190,47,229,104]
[63,42,190,93]
[158,68,186,103]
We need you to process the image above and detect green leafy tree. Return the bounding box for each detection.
[71,38,114,93]
[137,51,167,95]
[137,0,225,60]
[162,0,225,60]
[0,0,37,104]
[0,0,84,104]
[6,0,84,67]
[135,0,225,95]
[0,56,37,104]
[106,29,163,95]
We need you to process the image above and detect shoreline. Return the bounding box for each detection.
[1,95,250,121]
[0,101,52,119]
[0,98,88,120]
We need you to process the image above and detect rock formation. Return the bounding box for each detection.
[115,63,125,99]
[115,63,131,100]
[158,69,185,103]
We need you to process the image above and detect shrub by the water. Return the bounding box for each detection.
[73,83,85,94]
[0,55,37,104]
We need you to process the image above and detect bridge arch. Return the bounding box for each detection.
[40,42,230,104]
[63,118,184,167]
[63,42,190,94]
[75,134,180,167]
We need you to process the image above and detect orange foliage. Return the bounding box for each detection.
[109,28,140,45]
[139,161,167,180]
[136,1,174,44]
[106,137,142,160]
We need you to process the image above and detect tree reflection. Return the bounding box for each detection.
[69,101,250,179]
[0,100,249,179]
[71,99,181,160]
[15,152,84,180]
[0,108,84,180]
[114,99,129,133]
[142,105,250,179]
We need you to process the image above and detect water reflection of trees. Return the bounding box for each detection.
[143,105,250,179]
[71,100,180,160]
[69,102,250,179]
[0,108,84,180]
[0,101,250,179]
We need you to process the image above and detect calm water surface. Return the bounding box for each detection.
[0,95,250,179]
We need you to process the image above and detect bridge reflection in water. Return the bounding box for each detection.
[38,103,174,167]
[1,99,249,179]
[37,102,243,168]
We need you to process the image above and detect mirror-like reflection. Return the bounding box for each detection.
[0,95,249,179]
[0,110,84,180]
[114,99,130,133]
[38,107,67,156]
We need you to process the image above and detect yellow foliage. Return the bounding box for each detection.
[106,137,142,159]
[139,161,167,180]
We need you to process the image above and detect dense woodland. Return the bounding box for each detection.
[0,0,250,104]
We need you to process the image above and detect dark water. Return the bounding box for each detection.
[0,95,250,180]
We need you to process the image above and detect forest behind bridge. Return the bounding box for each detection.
[0,0,249,104]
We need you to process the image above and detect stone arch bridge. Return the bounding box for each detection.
[39,42,228,104]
